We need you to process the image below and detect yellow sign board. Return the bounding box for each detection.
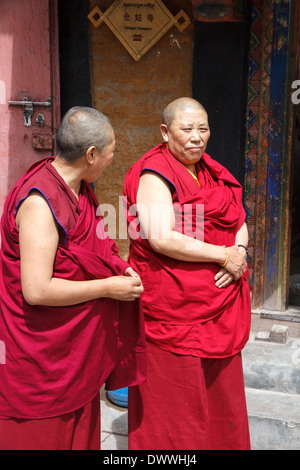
[88,1,190,61]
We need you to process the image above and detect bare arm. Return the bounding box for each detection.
[16,192,143,306]
[136,172,246,279]
[235,222,249,254]
[214,222,248,288]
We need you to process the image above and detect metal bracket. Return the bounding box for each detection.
[8,97,51,127]
[36,113,45,127]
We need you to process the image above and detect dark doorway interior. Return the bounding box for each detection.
[192,1,251,186]
[58,0,92,117]
[289,115,300,307]
[289,5,300,309]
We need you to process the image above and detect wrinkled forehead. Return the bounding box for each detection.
[171,106,209,126]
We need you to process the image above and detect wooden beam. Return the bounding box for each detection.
[263,0,294,310]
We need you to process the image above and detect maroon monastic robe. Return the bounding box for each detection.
[123,144,251,450]
[124,143,251,358]
[0,158,146,419]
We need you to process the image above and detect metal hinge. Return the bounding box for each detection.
[8,97,51,127]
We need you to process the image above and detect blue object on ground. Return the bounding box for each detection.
[106,387,128,408]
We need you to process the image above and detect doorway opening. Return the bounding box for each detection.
[289,119,300,307]
[289,4,300,310]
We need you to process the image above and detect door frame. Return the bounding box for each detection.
[249,0,299,314]
[49,0,61,141]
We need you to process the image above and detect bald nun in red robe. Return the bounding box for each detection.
[123,97,251,450]
[0,107,146,450]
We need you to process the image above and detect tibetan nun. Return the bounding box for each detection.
[123,97,251,450]
[0,107,146,450]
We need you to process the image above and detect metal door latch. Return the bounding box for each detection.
[8,97,51,127]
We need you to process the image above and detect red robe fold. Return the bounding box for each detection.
[128,342,251,450]
[0,158,146,419]
[123,144,251,358]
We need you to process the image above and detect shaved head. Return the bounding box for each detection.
[162,97,207,128]
[56,106,114,162]
[160,97,210,166]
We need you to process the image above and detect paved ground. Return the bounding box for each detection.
[100,386,128,450]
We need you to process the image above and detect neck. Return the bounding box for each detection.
[185,163,196,173]
[51,156,82,199]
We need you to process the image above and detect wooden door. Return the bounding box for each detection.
[0,0,60,218]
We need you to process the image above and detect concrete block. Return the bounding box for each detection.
[269,325,290,344]
[254,325,290,344]
[254,331,270,342]
[246,388,300,450]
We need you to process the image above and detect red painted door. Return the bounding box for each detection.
[0,0,60,218]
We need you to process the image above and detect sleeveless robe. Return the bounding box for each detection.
[124,144,251,450]
[0,158,146,419]
[123,144,251,358]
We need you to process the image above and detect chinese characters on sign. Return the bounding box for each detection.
[88,1,190,61]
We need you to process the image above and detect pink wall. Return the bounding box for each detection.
[0,0,60,219]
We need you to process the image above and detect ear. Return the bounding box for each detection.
[160,124,169,142]
[85,146,97,164]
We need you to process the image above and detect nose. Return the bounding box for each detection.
[190,129,201,143]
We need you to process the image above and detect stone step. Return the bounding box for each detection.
[242,334,300,395]
[246,388,300,450]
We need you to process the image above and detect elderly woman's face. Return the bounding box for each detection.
[160,107,210,167]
